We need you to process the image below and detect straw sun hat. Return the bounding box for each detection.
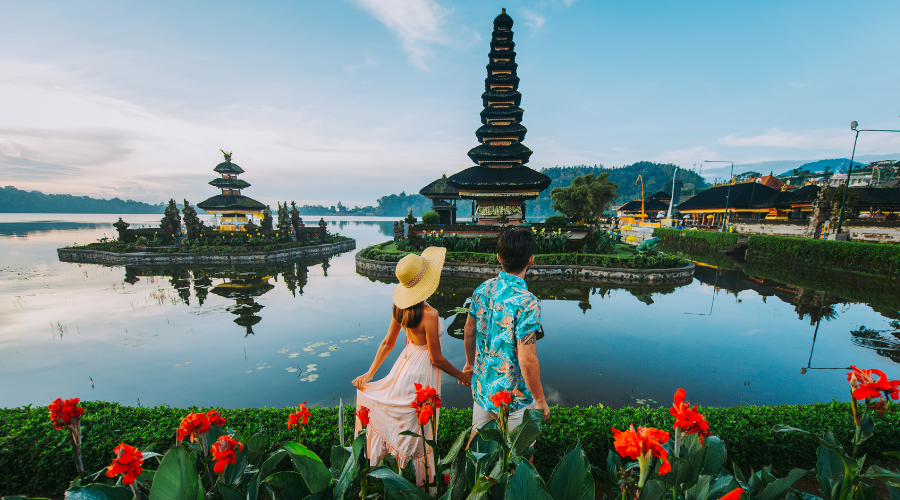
[392,246,446,309]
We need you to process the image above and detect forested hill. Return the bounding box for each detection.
[1,186,166,213]
[526,162,708,217]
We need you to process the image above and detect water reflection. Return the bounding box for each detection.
[0,221,112,236]
[123,260,327,335]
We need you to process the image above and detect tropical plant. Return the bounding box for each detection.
[544,215,569,226]
[422,210,441,225]
[550,172,619,223]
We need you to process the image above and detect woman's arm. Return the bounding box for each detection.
[352,314,402,390]
[424,308,471,386]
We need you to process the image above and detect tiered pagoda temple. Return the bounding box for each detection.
[197,150,266,231]
[446,9,551,224]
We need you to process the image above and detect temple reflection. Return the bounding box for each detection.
[122,259,323,335]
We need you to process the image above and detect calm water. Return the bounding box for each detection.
[1,214,897,410]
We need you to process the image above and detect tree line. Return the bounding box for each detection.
[0,186,166,214]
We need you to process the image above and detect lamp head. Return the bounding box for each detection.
[851,121,858,130]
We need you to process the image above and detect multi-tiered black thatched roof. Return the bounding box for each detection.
[197,151,265,213]
[447,9,551,199]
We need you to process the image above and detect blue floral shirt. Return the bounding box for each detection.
[469,271,541,413]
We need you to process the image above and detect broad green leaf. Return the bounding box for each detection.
[751,468,806,500]
[861,465,900,488]
[547,443,593,500]
[264,471,311,500]
[400,430,422,438]
[445,447,468,500]
[815,433,843,500]
[471,421,500,456]
[440,425,473,467]
[702,437,727,476]
[368,468,432,499]
[330,446,351,476]
[854,414,875,446]
[245,434,267,467]
[468,477,499,500]
[64,484,134,500]
[216,482,243,500]
[378,452,400,473]
[709,479,742,500]
[733,462,747,485]
[685,474,712,500]
[149,447,201,500]
[509,415,542,457]
[748,468,762,493]
[661,457,694,488]
[606,451,623,481]
[641,479,667,500]
[282,442,332,494]
[887,485,900,500]
[770,426,856,476]
[505,460,552,500]
[137,469,156,488]
[246,473,260,500]
[333,433,365,499]
[257,449,287,482]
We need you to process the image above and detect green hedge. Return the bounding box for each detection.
[747,234,900,276]
[654,228,741,253]
[357,245,689,270]
[3,402,897,496]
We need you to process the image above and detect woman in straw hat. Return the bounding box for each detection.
[352,246,471,487]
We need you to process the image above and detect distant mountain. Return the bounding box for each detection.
[732,153,899,178]
[0,186,167,213]
[779,158,865,176]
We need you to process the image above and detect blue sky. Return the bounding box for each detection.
[1,0,898,207]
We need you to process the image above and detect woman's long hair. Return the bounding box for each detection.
[393,301,424,329]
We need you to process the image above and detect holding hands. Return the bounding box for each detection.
[458,364,473,388]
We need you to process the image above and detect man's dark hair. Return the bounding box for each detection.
[496,227,534,274]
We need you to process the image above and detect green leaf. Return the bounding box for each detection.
[702,437,727,476]
[468,477,499,500]
[547,443,594,500]
[263,471,311,500]
[64,484,135,500]
[887,485,900,500]
[509,412,543,457]
[330,447,351,476]
[471,421,501,456]
[440,425,473,468]
[246,473,260,500]
[257,449,288,482]
[733,462,747,485]
[400,430,422,439]
[333,434,365,499]
[378,453,400,473]
[216,482,243,500]
[281,442,332,494]
[245,434,267,467]
[815,432,843,500]
[771,426,856,476]
[445,447,469,500]
[606,451,623,482]
[505,460,552,500]
[641,480,667,500]
[224,439,249,488]
[368,468,432,499]
[685,474,712,500]
[861,465,900,488]
[751,469,806,500]
[149,447,201,500]
[660,457,694,488]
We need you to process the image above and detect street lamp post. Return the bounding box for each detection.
[703,160,734,231]
[835,122,900,235]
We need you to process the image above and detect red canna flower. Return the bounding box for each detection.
[176,412,211,444]
[491,390,513,408]
[414,383,440,407]
[356,406,371,428]
[417,404,434,425]
[444,473,450,484]
[48,398,84,430]
[210,435,244,474]
[287,402,311,429]
[106,443,144,485]
[207,410,227,427]
[720,488,744,500]
[848,366,900,401]
[612,424,671,486]
[670,389,712,444]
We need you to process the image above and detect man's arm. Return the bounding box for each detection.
[517,334,549,421]
[462,314,476,377]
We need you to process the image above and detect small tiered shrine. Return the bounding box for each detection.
[198,150,266,231]
[419,174,460,225]
[446,9,551,224]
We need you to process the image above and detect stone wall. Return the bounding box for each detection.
[356,255,694,286]
[58,240,356,266]
[730,219,808,238]
[844,223,900,244]
[619,226,656,244]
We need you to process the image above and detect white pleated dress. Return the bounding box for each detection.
[356,321,443,488]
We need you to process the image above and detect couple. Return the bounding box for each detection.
[351,228,549,487]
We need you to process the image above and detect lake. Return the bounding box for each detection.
[1,214,897,411]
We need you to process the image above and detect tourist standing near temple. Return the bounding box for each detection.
[352,247,472,488]
[463,228,550,435]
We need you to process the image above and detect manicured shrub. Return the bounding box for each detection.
[543,214,568,226]
[654,227,740,252]
[421,210,441,225]
[747,234,900,276]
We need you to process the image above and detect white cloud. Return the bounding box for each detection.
[719,128,854,150]
[350,0,455,70]
[520,9,546,33]
[344,54,378,74]
[649,145,718,165]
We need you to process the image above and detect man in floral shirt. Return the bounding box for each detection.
[462,227,550,431]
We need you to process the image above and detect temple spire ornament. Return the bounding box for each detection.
[446,8,551,224]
